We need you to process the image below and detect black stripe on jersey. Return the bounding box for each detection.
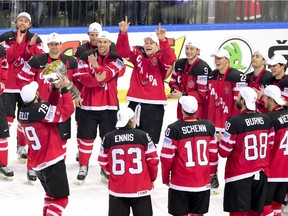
[209,68,245,82]
[226,112,273,134]
[0,31,15,43]
[266,107,288,131]
[103,128,151,149]
[167,119,215,140]
[19,102,51,124]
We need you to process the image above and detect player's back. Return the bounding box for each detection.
[163,119,216,190]
[220,112,274,182]
[102,128,158,197]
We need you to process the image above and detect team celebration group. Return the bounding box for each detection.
[0,11,287,216]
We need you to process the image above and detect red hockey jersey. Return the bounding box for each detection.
[160,118,217,191]
[265,107,288,182]
[206,67,247,131]
[0,31,44,92]
[98,128,159,197]
[78,50,125,110]
[219,111,274,183]
[18,90,74,171]
[116,33,176,105]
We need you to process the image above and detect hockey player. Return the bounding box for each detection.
[73,22,117,163]
[19,79,74,216]
[256,54,288,104]
[17,32,79,181]
[218,86,274,216]
[116,16,176,147]
[76,30,125,181]
[0,12,44,163]
[206,48,247,190]
[262,85,288,216]
[160,95,217,216]
[0,44,13,179]
[246,50,272,113]
[98,107,159,216]
[168,41,212,120]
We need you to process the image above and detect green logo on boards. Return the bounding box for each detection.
[219,38,252,74]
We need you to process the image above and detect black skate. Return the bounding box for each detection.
[77,165,88,183]
[27,169,37,182]
[0,165,14,181]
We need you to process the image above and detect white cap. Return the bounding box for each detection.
[211,49,230,59]
[88,22,102,33]
[47,32,61,44]
[264,85,286,106]
[266,54,287,66]
[116,107,135,128]
[20,81,39,103]
[144,34,158,44]
[179,95,198,113]
[239,87,257,111]
[17,12,31,22]
[185,41,200,49]
[253,49,268,61]
[98,31,111,40]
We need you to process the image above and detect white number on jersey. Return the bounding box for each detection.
[24,126,41,150]
[184,140,208,167]
[111,147,143,175]
[280,130,288,155]
[244,133,268,161]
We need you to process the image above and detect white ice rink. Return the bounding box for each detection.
[1,100,285,216]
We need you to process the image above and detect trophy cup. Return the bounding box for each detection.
[42,60,80,99]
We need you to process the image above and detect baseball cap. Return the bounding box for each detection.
[264,85,286,106]
[253,49,268,60]
[20,81,39,103]
[239,87,257,111]
[88,22,102,33]
[179,95,198,114]
[185,41,200,49]
[266,54,287,66]
[116,107,135,128]
[144,34,158,44]
[98,31,111,40]
[47,32,61,44]
[17,12,31,22]
[211,49,230,59]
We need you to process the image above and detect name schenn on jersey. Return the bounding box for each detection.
[182,124,207,134]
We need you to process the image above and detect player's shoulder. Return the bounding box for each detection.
[0,31,15,42]
[61,54,78,69]
[108,51,123,61]
[74,43,91,58]
[226,68,245,81]
[26,31,42,43]
[28,53,49,68]
[175,58,186,68]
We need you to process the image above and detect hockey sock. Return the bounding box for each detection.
[77,138,94,165]
[0,138,8,165]
[271,201,282,216]
[46,197,68,216]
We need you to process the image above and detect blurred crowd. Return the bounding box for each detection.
[0,0,288,28]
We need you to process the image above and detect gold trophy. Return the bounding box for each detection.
[42,60,80,99]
